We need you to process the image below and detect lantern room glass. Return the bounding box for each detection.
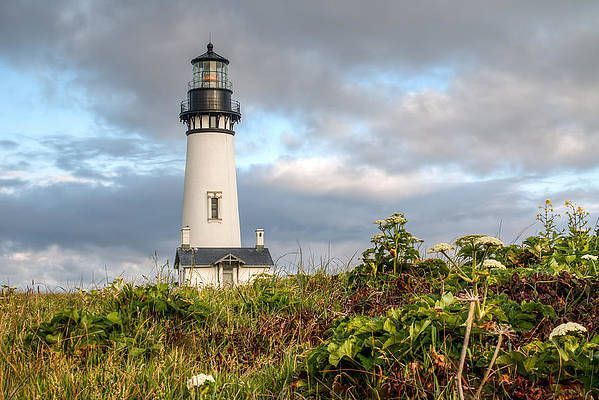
[191,61,230,89]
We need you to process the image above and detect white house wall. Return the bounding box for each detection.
[183,266,218,286]
[182,265,271,287]
[238,266,271,283]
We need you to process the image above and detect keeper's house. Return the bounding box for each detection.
[175,229,273,286]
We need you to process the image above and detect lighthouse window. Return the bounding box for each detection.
[207,191,222,221]
[210,116,217,128]
[191,60,229,89]
[211,198,219,219]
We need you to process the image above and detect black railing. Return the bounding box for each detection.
[180,99,241,114]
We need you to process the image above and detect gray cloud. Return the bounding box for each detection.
[0,140,18,149]
[0,177,26,188]
[39,135,184,179]
[2,2,599,164]
[312,68,599,174]
[1,1,599,286]
[1,152,597,287]
[0,173,181,252]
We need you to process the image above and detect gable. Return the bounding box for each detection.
[214,253,246,265]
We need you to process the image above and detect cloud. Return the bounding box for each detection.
[0,140,18,149]
[1,1,599,287]
[2,2,599,144]
[0,242,161,289]
[247,157,472,200]
[0,177,26,188]
[0,173,181,251]
[317,69,599,174]
[1,155,598,287]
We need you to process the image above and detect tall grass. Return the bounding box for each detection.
[0,271,344,399]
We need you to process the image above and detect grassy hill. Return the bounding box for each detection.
[1,200,597,399]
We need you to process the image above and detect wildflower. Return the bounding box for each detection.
[371,233,385,242]
[581,254,598,261]
[549,322,587,340]
[428,242,454,253]
[385,212,407,225]
[482,259,506,269]
[474,236,504,247]
[373,220,385,225]
[455,234,484,247]
[187,373,215,390]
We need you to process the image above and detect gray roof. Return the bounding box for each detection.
[175,247,274,267]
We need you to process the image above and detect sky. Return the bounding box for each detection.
[1,1,599,289]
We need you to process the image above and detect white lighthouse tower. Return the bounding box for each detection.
[175,43,273,287]
[180,42,241,248]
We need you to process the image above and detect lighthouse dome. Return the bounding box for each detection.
[191,42,229,65]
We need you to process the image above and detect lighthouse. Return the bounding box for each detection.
[174,43,273,287]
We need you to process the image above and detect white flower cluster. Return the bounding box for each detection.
[482,259,506,270]
[371,233,385,242]
[187,373,215,390]
[474,236,504,247]
[581,254,598,261]
[374,213,407,226]
[549,322,587,340]
[428,242,454,253]
[387,213,407,225]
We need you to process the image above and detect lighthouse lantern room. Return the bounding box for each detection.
[174,43,273,287]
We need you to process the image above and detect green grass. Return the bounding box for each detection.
[0,273,344,399]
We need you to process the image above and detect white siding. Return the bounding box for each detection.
[238,266,271,283]
[183,266,218,286]
[182,265,271,287]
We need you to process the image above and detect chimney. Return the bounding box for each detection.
[181,226,191,248]
[255,228,264,250]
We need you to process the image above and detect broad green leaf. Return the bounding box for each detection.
[106,311,121,325]
[437,292,455,309]
[383,333,404,349]
[328,337,357,367]
[523,356,538,373]
[45,333,61,344]
[356,353,374,370]
[383,318,396,334]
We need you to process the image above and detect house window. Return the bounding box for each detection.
[207,191,222,221]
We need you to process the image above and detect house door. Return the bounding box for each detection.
[215,253,245,287]
[220,261,238,286]
[222,265,234,285]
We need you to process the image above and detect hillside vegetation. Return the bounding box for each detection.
[1,200,598,399]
